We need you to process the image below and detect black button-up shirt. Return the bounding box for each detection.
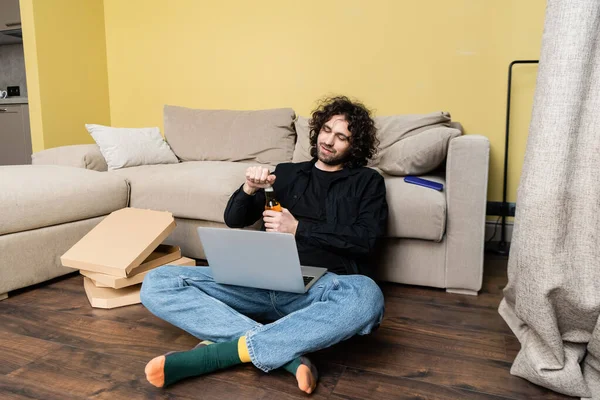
[223,159,389,276]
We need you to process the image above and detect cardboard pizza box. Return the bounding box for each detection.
[84,255,196,289]
[61,208,176,277]
[83,261,198,309]
[83,277,142,309]
[80,244,182,288]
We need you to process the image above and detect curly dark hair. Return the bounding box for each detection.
[309,96,378,168]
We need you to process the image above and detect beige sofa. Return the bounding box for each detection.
[0,165,129,299]
[2,107,489,298]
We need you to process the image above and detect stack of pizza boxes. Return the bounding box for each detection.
[61,207,195,309]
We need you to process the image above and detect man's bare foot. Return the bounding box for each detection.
[296,363,317,394]
[145,355,166,387]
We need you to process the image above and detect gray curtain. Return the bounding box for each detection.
[499,1,600,399]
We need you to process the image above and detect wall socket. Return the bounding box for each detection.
[7,86,20,97]
[486,201,516,217]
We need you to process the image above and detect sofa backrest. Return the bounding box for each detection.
[293,111,462,176]
[164,105,297,165]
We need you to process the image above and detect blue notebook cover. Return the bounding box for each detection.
[404,176,444,191]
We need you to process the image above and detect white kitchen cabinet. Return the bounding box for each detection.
[0,0,21,32]
[0,104,32,165]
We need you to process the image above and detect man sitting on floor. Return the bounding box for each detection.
[140,96,389,394]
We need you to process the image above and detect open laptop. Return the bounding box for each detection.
[197,227,327,293]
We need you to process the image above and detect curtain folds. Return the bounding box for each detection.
[499,1,600,399]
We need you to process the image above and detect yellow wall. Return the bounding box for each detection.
[20,0,111,152]
[21,0,543,201]
[102,0,546,202]
[19,0,42,152]
[507,64,538,204]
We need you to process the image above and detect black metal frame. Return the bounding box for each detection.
[495,59,539,255]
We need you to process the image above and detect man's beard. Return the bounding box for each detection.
[317,144,349,166]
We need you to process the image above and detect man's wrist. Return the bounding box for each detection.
[242,183,257,196]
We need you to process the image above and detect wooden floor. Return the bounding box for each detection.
[0,255,576,400]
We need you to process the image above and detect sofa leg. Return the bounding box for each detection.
[446,288,478,296]
[0,293,8,301]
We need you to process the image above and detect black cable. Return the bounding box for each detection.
[486,216,502,243]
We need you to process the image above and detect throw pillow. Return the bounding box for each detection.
[377,126,462,175]
[163,105,296,165]
[370,112,453,167]
[85,124,179,170]
[292,116,312,162]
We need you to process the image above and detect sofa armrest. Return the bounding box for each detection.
[444,135,490,294]
[32,144,108,172]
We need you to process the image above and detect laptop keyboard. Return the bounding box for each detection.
[303,276,315,286]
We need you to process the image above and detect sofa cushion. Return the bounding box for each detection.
[111,161,269,224]
[292,116,312,163]
[0,165,129,235]
[164,105,296,165]
[293,112,461,176]
[383,173,446,241]
[113,161,444,241]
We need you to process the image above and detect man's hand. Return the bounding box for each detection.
[243,166,276,195]
[263,208,299,235]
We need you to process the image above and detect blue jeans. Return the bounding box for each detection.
[140,266,385,372]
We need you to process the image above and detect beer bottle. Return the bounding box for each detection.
[265,186,282,212]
